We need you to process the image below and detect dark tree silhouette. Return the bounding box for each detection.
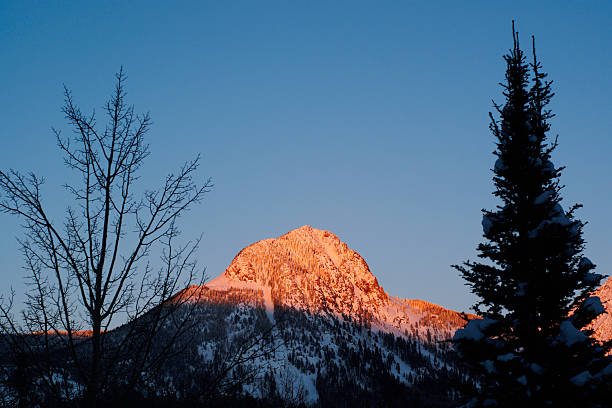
[0,69,212,407]
[453,23,612,407]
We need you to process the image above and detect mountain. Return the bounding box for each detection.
[198,225,474,339]
[165,226,475,406]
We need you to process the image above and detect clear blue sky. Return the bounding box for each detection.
[1,1,611,313]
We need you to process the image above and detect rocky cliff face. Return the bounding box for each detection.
[589,276,612,349]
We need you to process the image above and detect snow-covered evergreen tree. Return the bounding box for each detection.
[453,24,612,407]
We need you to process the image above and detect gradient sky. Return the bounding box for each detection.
[1,1,611,314]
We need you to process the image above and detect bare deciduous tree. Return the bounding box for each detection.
[0,69,212,407]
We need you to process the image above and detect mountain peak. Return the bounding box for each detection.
[203,226,470,338]
[219,226,384,313]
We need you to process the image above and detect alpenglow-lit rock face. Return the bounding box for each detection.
[589,276,612,349]
[203,225,473,339]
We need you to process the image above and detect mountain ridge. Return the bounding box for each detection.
[182,225,476,340]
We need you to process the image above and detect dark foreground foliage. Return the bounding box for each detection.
[453,22,612,407]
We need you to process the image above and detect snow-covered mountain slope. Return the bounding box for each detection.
[589,276,612,347]
[186,225,474,340]
[161,226,475,406]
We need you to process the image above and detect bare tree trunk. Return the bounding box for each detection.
[87,314,102,408]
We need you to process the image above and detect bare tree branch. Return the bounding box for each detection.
[0,69,211,407]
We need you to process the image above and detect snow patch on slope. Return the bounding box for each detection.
[207,273,276,324]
